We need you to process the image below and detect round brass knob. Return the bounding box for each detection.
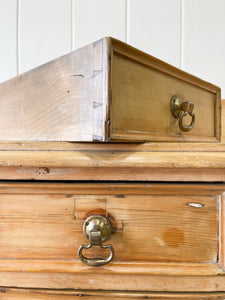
[78,215,114,267]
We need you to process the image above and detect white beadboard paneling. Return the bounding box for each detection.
[73,0,126,49]
[183,0,225,98]
[19,0,71,73]
[0,0,17,82]
[128,0,181,67]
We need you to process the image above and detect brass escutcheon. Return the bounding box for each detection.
[171,95,195,132]
[78,215,114,267]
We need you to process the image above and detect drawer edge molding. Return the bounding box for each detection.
[1,288,225,299]
[1,272,225,292]
[0,151,224,169]
[0,260,222,276]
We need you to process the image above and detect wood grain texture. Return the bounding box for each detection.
[0,141,224,151]
[1,272,225,292]
[0,38,108,141]
[0,150,223,169]
[0,140,223,180]
[0,182,223,195]
[0,260,220,276]
[111,49,216,141]
[0,182,223,194]
[0,192,218,262]
[110,38,221,142]
[0,167,224,182]
[220,192,225,270]
[0,182,222,282]
[222,99,225,142]
[1,289,225,299]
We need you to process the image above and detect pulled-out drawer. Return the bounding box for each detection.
[0,183,225,291]
[0,38,221,142]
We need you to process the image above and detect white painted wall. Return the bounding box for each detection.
[0,0,225,97]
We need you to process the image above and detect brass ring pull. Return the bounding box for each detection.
[179,108,195,132]
[78,215,114,267]
[171,95,195,132]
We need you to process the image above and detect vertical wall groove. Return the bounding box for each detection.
[16,0,20,75]
[180,0,184,69]
[125,0,128,43]
[126,0,130,43]
[71,0,75,50]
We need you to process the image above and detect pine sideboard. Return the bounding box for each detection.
[0,99,224,298]
[0,38,225,299]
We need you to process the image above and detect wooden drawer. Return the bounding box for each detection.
[0,182,225,291]
[0,38,221,142]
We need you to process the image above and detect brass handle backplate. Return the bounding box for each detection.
[171,95,195,132]
[78,215,114,267]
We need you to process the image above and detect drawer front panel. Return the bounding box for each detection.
[0,182,225,293]
[0,183,220,265]
[110,40,221,142]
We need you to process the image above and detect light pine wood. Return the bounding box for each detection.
[0,38,108,141]
[0,142,224,180]
[0,182,224,195]
[0,80,223,298]
[0,167,224,182]
[109,38,221,142]
[0,260,221,276]
[0,182,223,288]
[220,192,225,270]
[111,44,218,142]
[1,289,225,299]
[0,141,225,151]
[0,38,221,142]
[1,272,225,292]
[75,196,107,220]
[222,99,225,142]
[0,150,224,169]
[0,150,223,181]
[0,192,218,262]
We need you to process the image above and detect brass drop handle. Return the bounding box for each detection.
[171,95,195,132]
[78,215,114,267]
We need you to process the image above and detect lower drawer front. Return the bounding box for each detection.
[0,183,225,291]
[1,289,225,300]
